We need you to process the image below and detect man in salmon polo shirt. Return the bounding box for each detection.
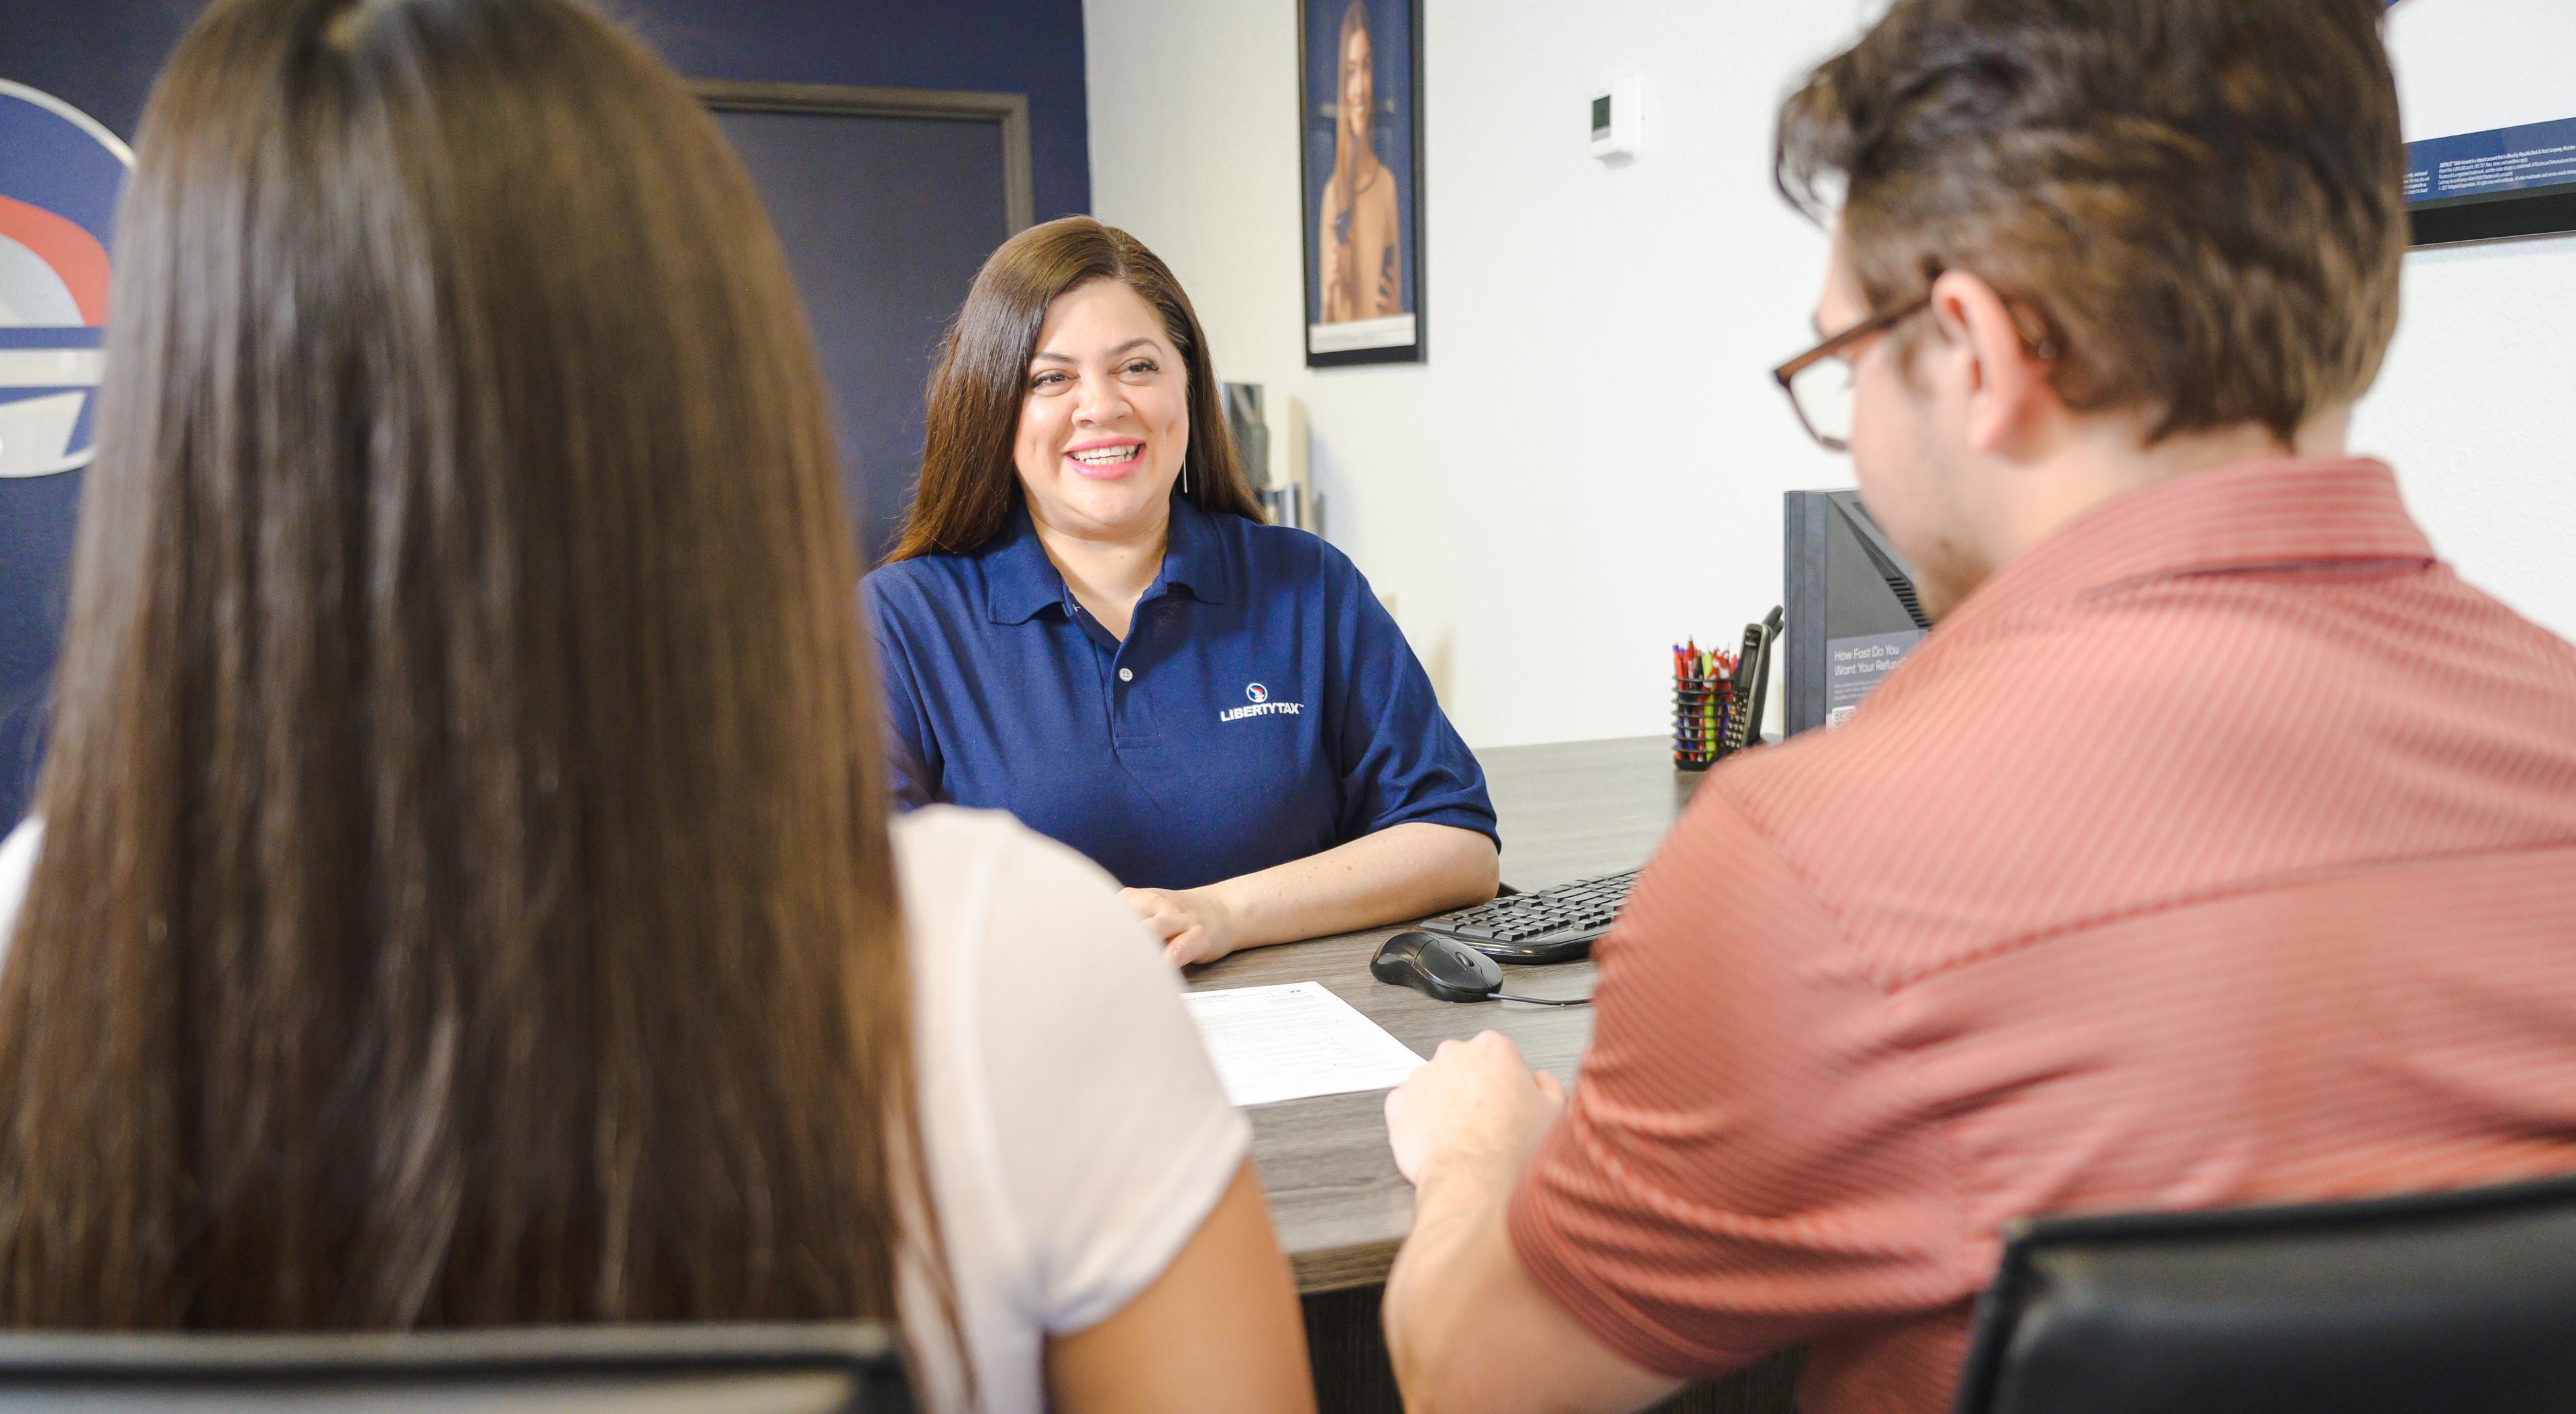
[1378,2,2576,1411]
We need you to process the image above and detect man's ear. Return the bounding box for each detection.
[1928,270,2050,455]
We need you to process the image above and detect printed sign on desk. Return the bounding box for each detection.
[1825,629,1924,728]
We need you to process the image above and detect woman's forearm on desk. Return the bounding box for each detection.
[1218,821,1499,948]
[1127,822,1498,966]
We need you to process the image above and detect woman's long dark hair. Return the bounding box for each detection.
[0,0,947,1338]
[887,217,1261,562]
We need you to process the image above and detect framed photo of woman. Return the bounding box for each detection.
[1300,0,1426,367]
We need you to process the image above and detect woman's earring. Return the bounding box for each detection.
[1182,459,1191,498]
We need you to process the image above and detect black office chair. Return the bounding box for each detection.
[1951,1170,2576,1414]
[0,1322,911,1413]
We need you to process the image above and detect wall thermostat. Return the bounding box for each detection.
[1589,74,1642,160]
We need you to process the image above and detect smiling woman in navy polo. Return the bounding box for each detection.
[865,218,1498,965]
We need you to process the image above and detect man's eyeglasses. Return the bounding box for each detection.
[1769,298,1929,453]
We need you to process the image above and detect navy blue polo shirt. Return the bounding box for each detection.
[863,498,1496,889]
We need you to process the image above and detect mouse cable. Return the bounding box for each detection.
[1495,992,1592,1007]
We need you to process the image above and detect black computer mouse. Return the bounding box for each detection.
[1371,930,1504,1003]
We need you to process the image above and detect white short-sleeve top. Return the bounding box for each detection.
[0,808,1250,1414]
[887,806,1249,1409]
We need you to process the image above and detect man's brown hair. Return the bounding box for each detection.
[1776,0,2407,443]
[887,216,1263,563]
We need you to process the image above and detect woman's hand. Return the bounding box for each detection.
[1122,825,1497,968]
[1122,885,1245,967]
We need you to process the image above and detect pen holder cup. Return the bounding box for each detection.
[1673,678,1727,771]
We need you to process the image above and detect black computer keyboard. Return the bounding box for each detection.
[1417,867,1640,965]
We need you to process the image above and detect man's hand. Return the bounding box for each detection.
[1122,885,1244,967]
[1385,1031,1566,1189]
[1381,1034,1676,1414]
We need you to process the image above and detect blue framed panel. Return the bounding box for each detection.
[2408,112,2576,246]
[2389,0,2576,245]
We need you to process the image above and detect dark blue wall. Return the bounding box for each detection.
[632,0,1090,223]
[0,0,1088,830]
[0,1,1090,217]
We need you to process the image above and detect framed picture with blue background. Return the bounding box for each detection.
[1299,0,1425,367]
[2387,0,2576,245]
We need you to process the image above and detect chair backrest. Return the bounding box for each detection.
[1951,1170,2576,1414]
[0,1322,910,1413]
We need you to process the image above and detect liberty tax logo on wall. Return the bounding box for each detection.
[0,80,130,479]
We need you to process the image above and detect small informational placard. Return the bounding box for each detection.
[1826,629,1924,728]
[2386,0,2576,241]
[1181,981,1427,1108]
[1307,313,1418,356]
[2406,115,2576,204]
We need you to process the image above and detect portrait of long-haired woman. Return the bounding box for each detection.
[1317,0,1399,322]
[1303,0,1420,360]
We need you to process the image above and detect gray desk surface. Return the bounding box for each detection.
[1185,735,1699,1293]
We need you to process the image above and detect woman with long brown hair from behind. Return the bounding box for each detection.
[0,3,1311,1411]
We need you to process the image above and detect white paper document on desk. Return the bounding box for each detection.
[1181,981,1427,1108]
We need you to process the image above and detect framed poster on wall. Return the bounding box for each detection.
[2387,0,2576,245]
[1299,0,1426,367]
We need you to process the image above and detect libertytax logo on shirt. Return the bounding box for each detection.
[1220,680,1301,723]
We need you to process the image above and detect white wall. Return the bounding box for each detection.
[2356,238,2576,646]
[1085,0,2576,749]
[2368,0,2576,647]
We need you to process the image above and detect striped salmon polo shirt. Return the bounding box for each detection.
[1507,457,2576,1414]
